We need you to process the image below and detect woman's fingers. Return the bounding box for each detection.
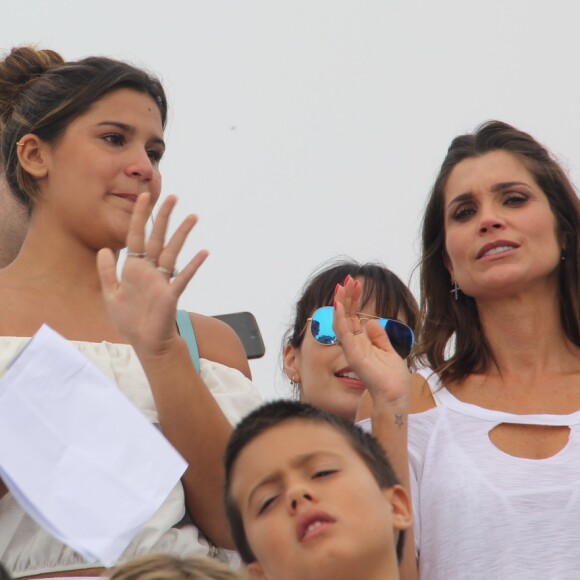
[145,195,177,263]
[335,277,362,335]
[332,297,353,346]
[125,193,152,255]
[123,193,206,292]
[156,213,198,277]
[169,249,209,295]
[96,248,120,299]
[366,319,394,353]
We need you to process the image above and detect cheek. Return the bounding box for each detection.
[247,518,285,560]
[443,229,467,269]
[151,172,162,203]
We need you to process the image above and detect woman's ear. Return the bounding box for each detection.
[385,484,413,531]
[16,134,49,180]
[283,344,301,385]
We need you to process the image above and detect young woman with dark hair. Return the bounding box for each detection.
[283,259,417,422]
[0,46,261,578]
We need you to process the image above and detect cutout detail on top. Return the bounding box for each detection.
[488,423,570,460]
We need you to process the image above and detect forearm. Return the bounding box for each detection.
[370,403,417,580]
[136,338,234,548]
[371,401,410,488]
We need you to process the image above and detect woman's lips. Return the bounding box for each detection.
[335,368,365,390]
[111,193,138,203]
[476,240,519,260]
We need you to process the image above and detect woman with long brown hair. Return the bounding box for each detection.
[335,121,580,579]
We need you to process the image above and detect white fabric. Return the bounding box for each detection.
[408,367,580,580]
[0,337,262,579]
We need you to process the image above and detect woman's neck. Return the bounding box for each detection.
[476,284,578,378]
[3,218,117,295]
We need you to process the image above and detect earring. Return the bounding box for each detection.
[290,374,300,386]
[450,279,460,300]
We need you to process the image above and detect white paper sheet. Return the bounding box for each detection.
[0,325,188,566]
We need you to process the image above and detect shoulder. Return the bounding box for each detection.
[409,370,437,414]
[188,313,252,380]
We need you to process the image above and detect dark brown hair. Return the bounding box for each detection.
[417,120,580,384]
[0,46,167,212]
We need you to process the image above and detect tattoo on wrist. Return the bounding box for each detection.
[395,413,404,429]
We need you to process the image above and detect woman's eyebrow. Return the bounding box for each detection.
[490,181,530,192]
[447,192,473,210]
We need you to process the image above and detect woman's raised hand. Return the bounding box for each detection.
[333,276,411,406]
[97,193,208,356]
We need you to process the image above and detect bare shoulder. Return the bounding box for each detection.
[188,313,252,380]
[409,372,436,414]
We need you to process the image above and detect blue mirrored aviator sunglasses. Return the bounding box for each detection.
[305,306,415,359]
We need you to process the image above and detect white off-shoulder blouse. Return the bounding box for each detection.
[0,337,262,579]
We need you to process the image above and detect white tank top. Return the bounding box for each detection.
[410,368,580,580]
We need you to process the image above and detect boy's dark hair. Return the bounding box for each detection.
[224,400,405,564]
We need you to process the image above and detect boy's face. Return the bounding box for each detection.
[230,419,411,580]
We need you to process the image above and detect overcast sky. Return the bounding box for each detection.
[3,0,580,399]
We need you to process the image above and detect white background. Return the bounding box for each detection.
[2,1,580,400]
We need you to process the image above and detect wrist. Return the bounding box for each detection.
[133,334,192,372]
[370,392,409,418]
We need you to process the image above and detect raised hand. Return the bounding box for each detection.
[333,276,411,406]
[97,193,208,356]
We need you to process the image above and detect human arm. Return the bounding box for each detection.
[334,277,418,579]
[190,313,252,380]
[97,193,239,548]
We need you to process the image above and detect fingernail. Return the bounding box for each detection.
[344,275,352,284]
[335,284,341,295]
[354,279,360,289]
[334,300,337,310]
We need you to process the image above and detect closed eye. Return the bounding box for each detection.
[313,469,338,479]
[258,495,278,515]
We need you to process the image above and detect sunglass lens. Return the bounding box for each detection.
[310,307,338,345]
[379,320,414,359]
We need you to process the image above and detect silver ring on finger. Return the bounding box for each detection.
[127,251,147,259]
[157,266,179,278]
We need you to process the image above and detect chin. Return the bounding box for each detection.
[331,404,358,423]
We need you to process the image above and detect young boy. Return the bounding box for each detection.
[224,400,412,580]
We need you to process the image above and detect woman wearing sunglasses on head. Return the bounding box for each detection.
[0,47,261,579]
[336,121,580,580]
[283,259,418,423]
